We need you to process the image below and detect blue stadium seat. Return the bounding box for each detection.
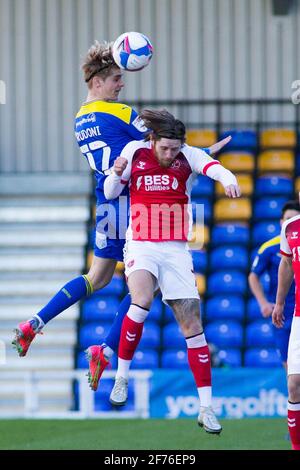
[209,246,248,271]
[191,250,207,273]
[211,223,250,246]
[244,348,281,367]
[247,298,263,322]
[205,321,243,348]
[251,221,280,245]
[219,130,257,150]
[161,350,188,368]
[253,197,288,220]
[255,175,293,196]
[131,350,159,369]
[164,305,176,324]
[205,295,245,322]
[296,152,300,175]
[192,199,212,221]
[207,271,247,295]
[78,322,111,350]
[192,175,214,196]
[148,296,163,323]
[162,323,186,349]
[99,275,125,296]
[82,296,120,323]
[217,349,242,367]
[139,321,161,349]
[245,320,275,347]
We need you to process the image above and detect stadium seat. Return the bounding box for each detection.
[99,275,125,296]
[81,296,120,323]
[251,221,280,245]
[138,321,161,349]
[207,271,247,295]
[247,298,263,323]
[192,175,214,197]
[296,153,300,176]
[260,129,296,148]
[161,350,188,369]
[295,176,300,193]
[209,246,248,271]
[253,197,287,220]
[162,323,186,349]
[131,350,159,369]
[148,296,164,323]
[217,349,242,367]
[255,175,293,196]
[195,273,206,295]
[115,261,125,273]
[216,174,253,197]
[214,198,252,221]
[205,320,243,348]
[191,250,207,273]
[211,223,250,245]
[218,152,255,172]
[245,320,275,347]
[219,130,257,150]
[189,224,209,249]
[186,129,217,147]
[164,305,176,324]
[244,348,281,367]
[257,150,294,173]
[205,295,245,322]
[78,322,112,350]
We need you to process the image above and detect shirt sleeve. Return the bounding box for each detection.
[121,108,148,141]
[280,221,292,257]
[182,144,238,187]
[103,141,138,199]
[250,247,270,276]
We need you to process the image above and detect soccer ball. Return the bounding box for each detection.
[112,31,153,71]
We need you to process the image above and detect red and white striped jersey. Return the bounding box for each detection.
[280,214,300,316]
[119,140,221,241]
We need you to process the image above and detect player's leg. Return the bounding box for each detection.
[12,255,116,357]
[110,267,156,406]
[161,243,221,434]
[286,317,300,450]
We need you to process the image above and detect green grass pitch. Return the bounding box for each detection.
[0,418,290,450]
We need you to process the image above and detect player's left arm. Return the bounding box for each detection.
[185,145,241,198]
[103,141,136,200]
[207,135,232,156]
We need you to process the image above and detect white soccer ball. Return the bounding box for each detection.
[112,31,153,71]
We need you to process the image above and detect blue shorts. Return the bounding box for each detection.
[94,191,129,262]
[273,307,293,362]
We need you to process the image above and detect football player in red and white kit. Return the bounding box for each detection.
[102,109,241,433]
[273,209,300,450]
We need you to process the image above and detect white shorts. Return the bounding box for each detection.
[124,240,199,302]
[287,317,300,375]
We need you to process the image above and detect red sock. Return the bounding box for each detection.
[288,406,300,450]
[118,315,144,360]
[187,345,212,387]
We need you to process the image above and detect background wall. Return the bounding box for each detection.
[0,0,299,172]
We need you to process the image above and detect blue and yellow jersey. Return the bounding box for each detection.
[74,100,146,196]
[251,235,295,318]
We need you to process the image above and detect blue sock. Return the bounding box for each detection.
[104,293,131,353]
[36,275,93,325]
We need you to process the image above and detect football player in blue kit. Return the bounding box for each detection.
[12,39,231,391]
[249,200,300,370]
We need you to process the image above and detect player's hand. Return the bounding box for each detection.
[260,302,275,318]
[224,184,241,198]
[272,303,285,328]
[113,157,128,176]
[208,136,232,155]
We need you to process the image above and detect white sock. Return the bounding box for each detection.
[101,344,114,359]
[116,358,131,380]
[198,386,212,408]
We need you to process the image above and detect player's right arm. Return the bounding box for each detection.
[273,256,294,328]
[273,221,294,328]
[249,247,274,318]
